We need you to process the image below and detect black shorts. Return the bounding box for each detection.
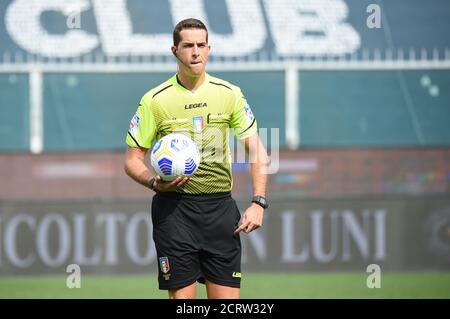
[151,191,242,290]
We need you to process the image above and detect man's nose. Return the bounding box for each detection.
[193,45,200,55]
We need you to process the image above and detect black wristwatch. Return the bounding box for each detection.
[251,195,269,209]
[148,177,157,192]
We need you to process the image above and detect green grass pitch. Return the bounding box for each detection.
[1,273,449,299]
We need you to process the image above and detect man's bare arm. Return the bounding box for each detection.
[124,146,153,188]
[244,133,269,197]
[234,133,269,234]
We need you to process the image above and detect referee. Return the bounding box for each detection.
[124,18,269,299]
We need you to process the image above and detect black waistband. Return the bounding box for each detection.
[157,191,231,202]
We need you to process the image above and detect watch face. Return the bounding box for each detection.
[253,196,268,208]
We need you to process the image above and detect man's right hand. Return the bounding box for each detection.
[154,175,191,192]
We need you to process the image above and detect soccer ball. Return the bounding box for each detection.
[150,133,201,181]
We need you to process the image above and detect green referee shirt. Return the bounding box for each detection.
[126,73,258,194]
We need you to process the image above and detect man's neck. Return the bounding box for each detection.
[177,71,206,92]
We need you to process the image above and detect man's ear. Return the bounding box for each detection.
[171,46,177,56]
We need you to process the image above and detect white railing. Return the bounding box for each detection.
[1,47,450,72]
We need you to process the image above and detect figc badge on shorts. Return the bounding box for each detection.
[159,257,170,274]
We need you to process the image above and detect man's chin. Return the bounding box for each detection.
[188,66,204,76]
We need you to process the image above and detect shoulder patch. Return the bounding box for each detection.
[129,113,140,133]
[243,104,255,125]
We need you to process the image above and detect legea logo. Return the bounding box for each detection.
[4,0,360,58]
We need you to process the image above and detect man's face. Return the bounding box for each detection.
[173,28,210,76]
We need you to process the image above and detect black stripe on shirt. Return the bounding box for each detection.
[152,84,173,98]
[240,118,256,135]
[128,131,142,148]
[209,81,232,90]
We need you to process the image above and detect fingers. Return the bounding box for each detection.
[168,176,182,186]
[234,214,247,235]
[176,176,190,187]
[234,224,246,235]
[156,176,190,190]
[170,176,189,187]
[234,221,260,235]
[244,223,260,234]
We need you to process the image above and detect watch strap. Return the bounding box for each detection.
[148,177,157,192]
[251,195,268,209]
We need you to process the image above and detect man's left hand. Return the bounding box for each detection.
[234,203,264,235]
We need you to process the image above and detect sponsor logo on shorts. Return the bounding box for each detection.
[159,257,170,274]
[232,272,241,278]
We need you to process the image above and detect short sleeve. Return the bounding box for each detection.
[229,88,258,140]
[125,97,157,149]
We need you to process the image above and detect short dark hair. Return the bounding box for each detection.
[173,18,208,47]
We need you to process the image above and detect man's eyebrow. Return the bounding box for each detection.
[180,41,207,45]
